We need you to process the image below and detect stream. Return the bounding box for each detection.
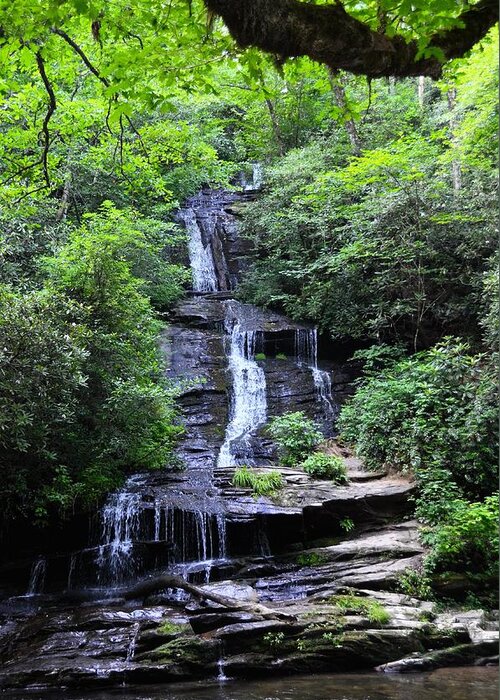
[4,668,498,700]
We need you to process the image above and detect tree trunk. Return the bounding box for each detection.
[56,172,72,221]
[123,574,296,621]
[418,76,426,107]
[447,87,462,193]
[265,97,285,156]
[329,70,361,156]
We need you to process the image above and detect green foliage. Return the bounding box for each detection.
[423,495,499,578]
[0,204,184,524]
[266,412,322,466]
[339,517,355,533]
[341,338,498,592]
[262,631,285,651]
[328,594,390,625]
[276,353,288,360]
[254,352,267,361]
[321,631,345,647]
[339,339,497,500]
[231,466,283,497]
[296,552,328,567]
[397,567,434,600]
[300,453,348,483]
[238,55,498,351]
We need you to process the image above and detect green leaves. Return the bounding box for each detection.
[0,203,186,523]
[266,412,323,467]
[300,453,348,483]
[339,338,497,499]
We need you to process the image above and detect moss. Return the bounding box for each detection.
[157,620,190,636]
[146,636,217,665]
[296,552,328,567]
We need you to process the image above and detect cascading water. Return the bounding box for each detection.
[97,483,142,583]
[217,314,267,468]
[26,558,46,596]
[96,485,228,584]
[295,328,336,422]
[178,208,218,292]
[241,162,263,191]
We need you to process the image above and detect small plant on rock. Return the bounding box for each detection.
[397,567,433,600]
[329,594,390,625]
[301,453,348,483]
[322,631,345,647]
[263,631,285,650]
[340,517,355,533]
[266,412,322,466]
[232,466,283,497]
[255,352,267,361]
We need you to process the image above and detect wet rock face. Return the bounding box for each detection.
[179,189,255,291]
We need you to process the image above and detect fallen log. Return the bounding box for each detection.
[124,574,296,621]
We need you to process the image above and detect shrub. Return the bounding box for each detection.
[301,453,348,483]
[231,466,283,497]
[424,495,499,577]
[276,353,287,360]
[266,412,322,466]
[339,339,497,501]
[255,352,266,361]
[397,567,433,600]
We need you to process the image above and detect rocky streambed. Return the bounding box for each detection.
[0,460,497,690]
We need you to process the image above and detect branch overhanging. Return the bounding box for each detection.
[203,0,498,78]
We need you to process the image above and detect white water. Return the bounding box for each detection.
[126,622,140,662]
[26,558,46,596]
[295,329,335,422]
[218,322,267,468]
[179,208,218,292]
[96,479,227,583]
[67,554,76,590]
[241,162,263,191]
[97,484,142,582]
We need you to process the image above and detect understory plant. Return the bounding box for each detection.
[423,495,499,579]
[232,466,283,497]
[266,411,322,466]
[338,338,497,499]
[339,338,498,595]
[300,453,348,483]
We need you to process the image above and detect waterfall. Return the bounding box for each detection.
[67,554,76,591]
[251,163,263,189]
[241,162,263,191]
[295,329,335,422]
[97,481,142,583]
[96,480,227,584]
[178,208,218,292]
[218,319,267,468]
[27,558,46,596]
